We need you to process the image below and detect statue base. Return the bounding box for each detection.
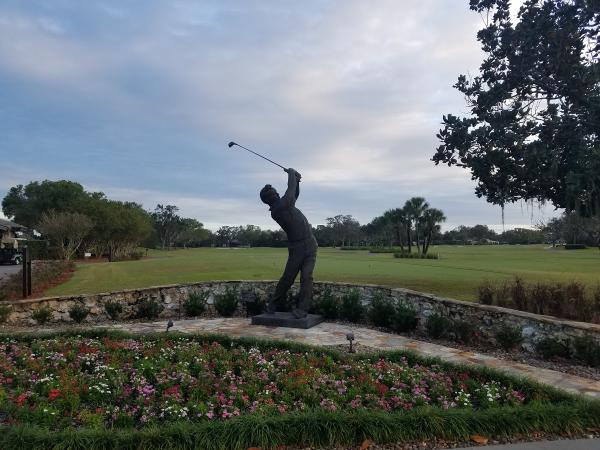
[251,312,324,329]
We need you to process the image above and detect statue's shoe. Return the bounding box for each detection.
[291,308,307,319]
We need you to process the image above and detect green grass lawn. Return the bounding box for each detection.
[45,245,600,301]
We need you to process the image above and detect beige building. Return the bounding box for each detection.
[0,218,25,249]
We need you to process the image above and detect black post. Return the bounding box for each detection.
[27,249,32,296]
[22,247,28,299]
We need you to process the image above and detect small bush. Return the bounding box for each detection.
[535,337,571,360]
[244,292,266,316]
[426,313,451,339]
[478,281,495,305]
[368,293,396,328]
[495,282,512,308]
[451,319,477,344]
[0,304,11,323]
[314,288,339,320]
[565,244,586,250]
[32,306,52,325]
[393,303,418,332]
[183,292,208,317]
[69,304,90,324]
[340,289,365,323]
[104,300,123,320]
[214,287,239,317]
[573,336,600,367]
[136,298,164,320]
[393,252,439,259]
[529,283,550,315]
[564,281,591,321]
[495,324,523,350]
[511,277,528,310]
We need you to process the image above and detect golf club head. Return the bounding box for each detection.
[228,141,236,148]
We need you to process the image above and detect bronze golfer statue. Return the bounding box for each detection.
[259,168,318,319]
[226,142,322,327]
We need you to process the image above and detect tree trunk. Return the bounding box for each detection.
[406,226,412,253]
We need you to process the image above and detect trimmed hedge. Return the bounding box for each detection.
[0,329,598,450]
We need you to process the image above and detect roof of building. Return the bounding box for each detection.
[0,218,25,231]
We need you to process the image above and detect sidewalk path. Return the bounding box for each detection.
[456,438,600,449]
[98,318,600,399]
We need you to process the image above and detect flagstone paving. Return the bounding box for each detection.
[98,317,600,399]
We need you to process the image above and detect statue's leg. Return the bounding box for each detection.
[294,243,318,318]
[267,246,302,313]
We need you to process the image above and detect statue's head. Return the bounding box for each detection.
[260,184,280,205]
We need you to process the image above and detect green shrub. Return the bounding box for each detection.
[426,313,451,339]
[136,298,164,320]
[529,282,551,315]
[340,289,365,322]
[244,292,266,316]
[368,293,396,328]
[564,280,591,321]
[495,324,523,350]
[564,244,586,250]
[214,287,238,317]
[69,304,90,324]
[183,292,208,317]
[315,288,339,319]
[104,300,123,320]
[451,319,477,344]
[573,336,600,367]
[393,252,439,259]
[31,306,52,325]
[511,277,528,310]
[393,302,418,332]
[0,304,11,323]
[478,281,495,305]
[535,337,571,360]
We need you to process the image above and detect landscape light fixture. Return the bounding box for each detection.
[346,332,355,353]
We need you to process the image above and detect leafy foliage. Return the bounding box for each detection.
[31,306,52,325]
[68,304,90,324]
[214,287,238,317]
[183,292,208,317]
[314,288,339,319]
[434,0,600,216]
[136,298,163,320]
[368,293,396,328]
[0,304,11,323]
[393,303,418,332]
[339,289,365,323]
[104,300,123,321]
[495,324,523,351]
[426,313,451,339]
[536,338,572,360]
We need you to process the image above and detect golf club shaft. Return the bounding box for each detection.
[231,143,286,170]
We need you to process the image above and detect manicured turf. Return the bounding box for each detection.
[45,245,600,301]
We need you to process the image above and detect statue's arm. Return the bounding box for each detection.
[283,169,301,205]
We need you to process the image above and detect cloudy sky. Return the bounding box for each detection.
[0,0,558,230]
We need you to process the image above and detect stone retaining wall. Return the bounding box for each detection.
[2,281,599,352]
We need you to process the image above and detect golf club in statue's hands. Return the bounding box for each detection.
[227,141,289,172]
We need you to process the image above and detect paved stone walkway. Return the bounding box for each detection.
[99,318,600,399]
[456,438,600,449]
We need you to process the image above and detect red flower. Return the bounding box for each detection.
[48,389,61,401]
[16,393,27,407]
[376,383,389,395]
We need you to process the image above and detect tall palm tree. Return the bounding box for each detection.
[422,208,446,255]
[383,208,408,251]
[403,197,429,253]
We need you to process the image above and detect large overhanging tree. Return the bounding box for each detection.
[433,0,599,217]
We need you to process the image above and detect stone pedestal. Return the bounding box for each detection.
[251,312,324,329]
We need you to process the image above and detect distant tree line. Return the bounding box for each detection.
[4,180,575,260]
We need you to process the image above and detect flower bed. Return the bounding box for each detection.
[0,331,599,450]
